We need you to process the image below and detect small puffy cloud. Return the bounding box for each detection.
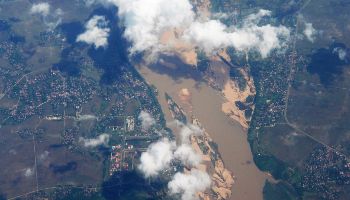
[30,2,63,30]
[303,22,317,42]
[168,169,211,200]
[176,121,203,144]
[84,0,99,6]
[38,151,50,162]
[24,168,34,177]
[79,133,110,148]
[333,47,348,61]
[138,111,156,131]
[245,9,271,23]
[30,2,50,17]
[298,15,317,43]
[76,15,110,48]
[174,144,201,167]
[138,138,176,177]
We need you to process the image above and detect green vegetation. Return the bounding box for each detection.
[0,2,168,199]
[212,0,350,199]
[263,181,299,200]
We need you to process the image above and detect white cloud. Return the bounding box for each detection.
[174,144,201,167]
[184,20,230,53]
[138,122,203,176]
[303,22,317,42]
[30,2,50,17]
[175,121,203,144]
[184,11,290,57]
[38,151,50,162]
[168,169,211,200]
[79,133,110,148]
[138,123,209,199]
[138,111,156,131]
[24,168,34,177]
[84,0,99,6]
[111,0,194,54]
[76,15,110,48]
[95,0,289,58]
[333,47,348,61]
[30,2,63,30]
[245,9,272,23]
[138,138,176,177]
[298,15,317,43]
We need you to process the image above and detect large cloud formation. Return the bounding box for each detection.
[77,15,110,48]
[184,10,290,57]
[89,0,290,58]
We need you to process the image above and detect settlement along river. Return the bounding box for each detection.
[136,57,269,200]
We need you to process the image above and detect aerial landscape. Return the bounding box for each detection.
[0,0,350,200]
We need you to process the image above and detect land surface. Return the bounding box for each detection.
[209,1,350,200]
[0,1,168,199]
[1,0,350,200]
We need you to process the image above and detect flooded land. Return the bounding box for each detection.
[136,56,270,200]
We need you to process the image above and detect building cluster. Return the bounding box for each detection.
[110,145,123,174]
[303,147,350,200]
[0,40,26,71]
[2,69,98,125]
[251,52,292,128]
[109,135,159,175]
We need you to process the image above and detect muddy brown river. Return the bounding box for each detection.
[137,57,269,200]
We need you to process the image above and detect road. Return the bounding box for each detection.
[283,0,349,158]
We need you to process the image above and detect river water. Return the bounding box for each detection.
[136,56,269,200]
